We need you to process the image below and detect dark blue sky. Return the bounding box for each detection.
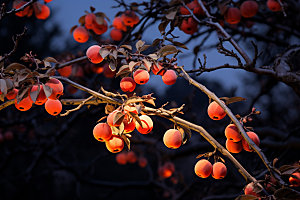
[47,0,253,95]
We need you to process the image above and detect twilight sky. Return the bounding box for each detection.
[46,0,254,96]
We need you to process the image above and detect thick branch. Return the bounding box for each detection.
[179,67,285,185]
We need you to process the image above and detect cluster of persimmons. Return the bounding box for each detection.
[115,151,148,168]
[244,171,300,198]
[86,45,178,93]
[207,101,260,154]
[179,0,282,35]
[1,78,63,116]
[13,0,51,20]
[72,10,139,43]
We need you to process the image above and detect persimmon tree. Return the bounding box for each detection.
[0,0,300,199]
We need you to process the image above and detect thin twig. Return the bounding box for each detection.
[0,27,27,63]
[60,96,94,116]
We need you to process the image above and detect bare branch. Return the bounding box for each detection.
[60,96,94,116]
[0,0,37,21]
[179,67,286,186]
[0,27,27,63]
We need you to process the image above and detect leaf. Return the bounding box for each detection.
[129,112,142,127]
[235,195,260,200]
[142,59,152,72]
[121,134,130,150]
[4,63,26,72]
[145,98,156,106]
[139,45,151,53]
[172,41,189,50]
[5,79,14,90]
[165,10,177,20]
[279,165,300,175]
[44,57,59,63]
[116,65,130,77]
[135,104,142,114]
[158,45,178,57]
[99,48,110,59]
[109,62,116,72]
[30,85,40,103]
[113,111,125,126]
[129,61,138,72]
[46,68,56,76]
[70,25,78,34]
[111,50,118,60]
[0,79,7,96]
[78,15,85,25]
[16,86,30,104]
[95,16,105,25]
[111,126,120,135]
[95,12,110,22]
[136,40,145,51]
[279,165,300,173]
[17,69,30,83]
[274,187,300,200]
[120,45,132,50]
[178,126,191,145]
[158,20,170,34]
[151,38,162,47]
[221,97,247,105]
[148,54,159,60]
[44,61,51,68]
[118,122,125,135]
[42,83,52,98]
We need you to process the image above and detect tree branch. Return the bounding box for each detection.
[179,67,285,186]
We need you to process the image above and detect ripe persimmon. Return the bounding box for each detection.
[133,69,149,85]
[162,70,177,85]
[45,99,62,116]
[225,124,242,142]
[45,78,64,100]
[86,45,103,64]
[267,0,281,12]
[113,16,127,31]
[180,17,198,35]
[6,89,18,100]
[29,84,47,105]
[135,115,153,134]
[226,139,243,153]
[242,131,260,152]
[116,152,128,165]
[35,3,50,20]
[225,7,241,24]
[212,162,227,179]
[163,129,182,149]
[194,159,212,178]
[15,96,33,111]
[120,77,136,92]
[93,123,112,142]
[207,101,226,120]
[105,135,124,153]
[73,26,89,43]
[57,65,72,77]
[110,29,123,41]
[121,10,139,27]
[240,1,259,18]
